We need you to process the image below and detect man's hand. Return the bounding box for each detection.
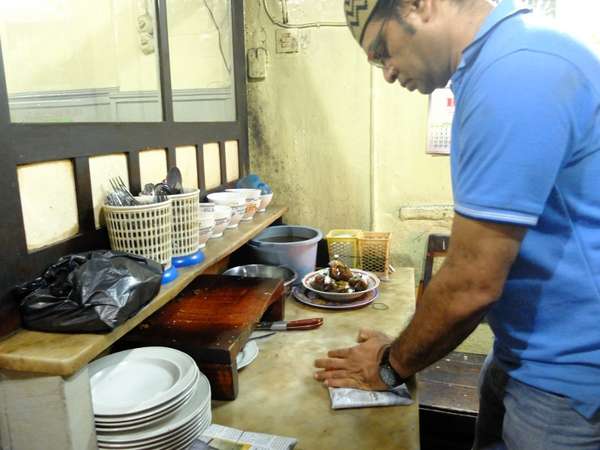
[313,329,393,390]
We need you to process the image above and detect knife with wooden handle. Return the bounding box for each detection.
[255,318,324,331]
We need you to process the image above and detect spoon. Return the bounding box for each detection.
[166,167,183,194]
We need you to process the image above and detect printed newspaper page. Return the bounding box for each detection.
[191,424,297,450]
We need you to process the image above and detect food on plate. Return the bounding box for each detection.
[310,259,369,293]
[329,259,353,281]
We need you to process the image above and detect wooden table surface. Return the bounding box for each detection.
[0,206,286,376]
[211,267,420,450]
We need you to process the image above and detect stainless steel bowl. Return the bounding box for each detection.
[223,264,297,294]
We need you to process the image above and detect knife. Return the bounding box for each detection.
[255,318,323,331]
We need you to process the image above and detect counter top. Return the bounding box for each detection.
[211,267,420,450]
[0,206,287,376]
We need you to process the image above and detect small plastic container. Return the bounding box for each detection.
[358,231,392,280]
[325,229,362,268]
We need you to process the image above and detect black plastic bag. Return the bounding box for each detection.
[15,250,163,333]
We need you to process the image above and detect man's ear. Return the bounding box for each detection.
[410,0,434,23]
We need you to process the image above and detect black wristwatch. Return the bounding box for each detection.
[378,345,407,390]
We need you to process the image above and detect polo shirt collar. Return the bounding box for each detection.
[452,0,532,82]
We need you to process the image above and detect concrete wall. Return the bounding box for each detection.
[244,0,600,284]
[245,0,453,284]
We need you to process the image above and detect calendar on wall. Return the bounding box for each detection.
[426,87,455,155]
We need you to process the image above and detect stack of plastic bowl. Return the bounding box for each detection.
[210,205,232,239]
[258,192,274,213]
[198,202,215,249]
[206,192,246,229]
[226,189,261,222]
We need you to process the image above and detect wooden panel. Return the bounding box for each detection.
[0,206,287,376]
[418,351,485,415]
[118,275,285,400]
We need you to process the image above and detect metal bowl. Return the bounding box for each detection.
[302,268,380,302]
[222,264,297,294]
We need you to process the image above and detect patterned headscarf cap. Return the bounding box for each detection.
[344,0,380,45]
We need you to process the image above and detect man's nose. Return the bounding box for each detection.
[382,66,398,84]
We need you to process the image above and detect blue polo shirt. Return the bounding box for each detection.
[450,0,600,418]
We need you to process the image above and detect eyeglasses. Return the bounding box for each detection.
[367,16,390,69]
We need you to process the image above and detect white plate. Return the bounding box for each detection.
[98,410,210,449]
[90,347,198,417]
[97,371,211,444]
[292,286,379,310]
[95,387,194,431]
[95,371,198,426]
[236,340,259,370]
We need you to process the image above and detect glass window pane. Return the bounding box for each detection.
[0,0,162,123]
[17,160,79,250]
[166,0,236,122]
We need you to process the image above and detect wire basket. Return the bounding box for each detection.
[325,229,362,268]
[358,231,392,280]
[167,189,200,257]
[103,198,173,268]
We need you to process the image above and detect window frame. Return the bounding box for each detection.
[0,0,249,302]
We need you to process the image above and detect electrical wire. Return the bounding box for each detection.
[203,0,232,74]
[262,0,347,29]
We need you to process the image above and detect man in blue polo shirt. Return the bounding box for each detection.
[314,0,600,448]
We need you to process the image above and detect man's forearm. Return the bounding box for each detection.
[389,262,495,379]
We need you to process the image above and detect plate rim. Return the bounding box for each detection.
[236,340,259,369]
[95,370,199,425]
[90,347,199,416]
[292,285,378,310]
[97,372,211,444]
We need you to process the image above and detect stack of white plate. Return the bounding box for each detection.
[89,347,211,450]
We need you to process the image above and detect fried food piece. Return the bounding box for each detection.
[329,259,353,281]
[333,280,351,293]
[311,274,327,291]
[349,275,368,292]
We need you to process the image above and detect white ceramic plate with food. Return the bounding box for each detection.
[302,268,380,301]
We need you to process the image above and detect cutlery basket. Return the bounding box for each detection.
[165,189,200,257]
[103,199,173,267]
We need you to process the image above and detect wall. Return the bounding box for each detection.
[245,1,372,234]
[245,0,453,284]
[245,0,600,284]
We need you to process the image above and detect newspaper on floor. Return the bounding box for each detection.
[190,424,297,450]
[328,385,413,409]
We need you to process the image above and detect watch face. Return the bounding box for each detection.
[379,365,397,387]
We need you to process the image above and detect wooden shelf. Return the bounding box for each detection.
[0,206,287,377]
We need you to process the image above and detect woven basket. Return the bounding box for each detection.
[167,189,200,257]
[358,231,392,280]
[104,198,173,268]
[325,229,362,268]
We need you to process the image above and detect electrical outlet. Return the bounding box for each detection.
[276,29,299,54]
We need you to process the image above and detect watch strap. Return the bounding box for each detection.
[379,344,408,389]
